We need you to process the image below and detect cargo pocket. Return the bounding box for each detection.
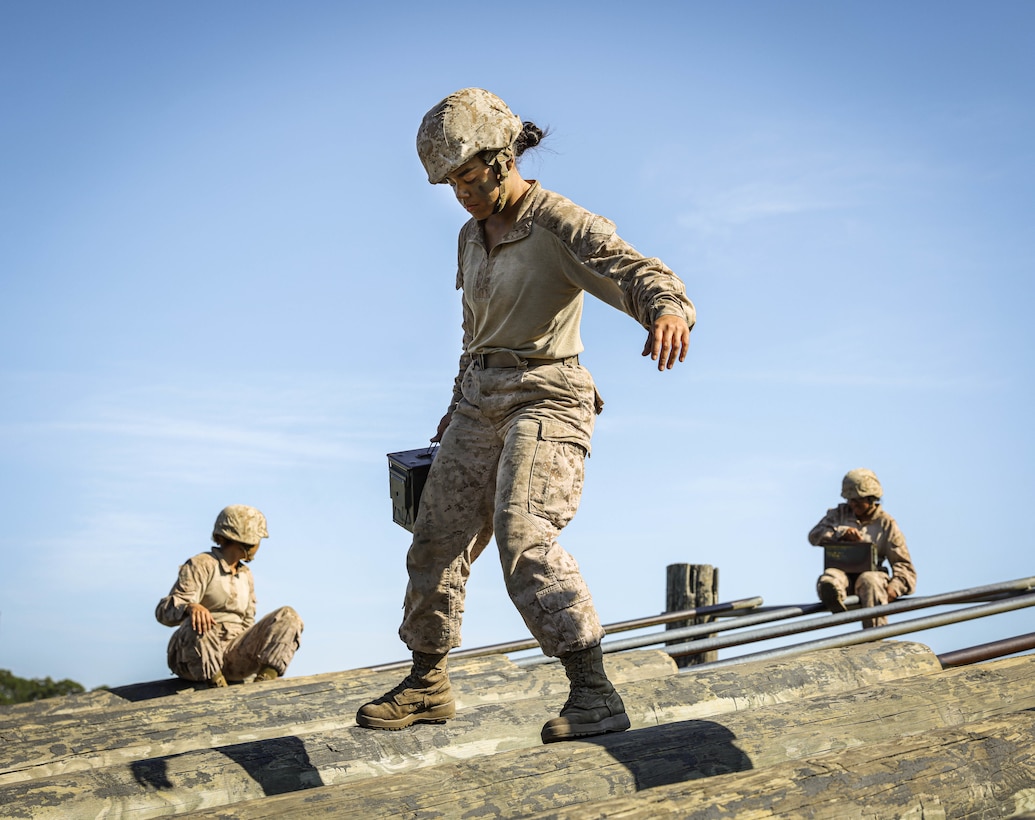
[527,420,589,530]
[536,576,592,614]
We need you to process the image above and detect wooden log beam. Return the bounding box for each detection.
[171,654,1035,819]
[0,641,932,786]
[0,642,955,819]
[0,655,512,730]
[0,649,675,782]
[0,689,126,721]
[526,710,1035,819]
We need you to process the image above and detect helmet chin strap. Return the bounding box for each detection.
[488,147,515,214]
[492,178,508,213]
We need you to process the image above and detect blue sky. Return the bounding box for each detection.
[1,2,1033,690]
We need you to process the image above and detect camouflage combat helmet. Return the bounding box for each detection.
[841,469,883,500]
[416,87,523,185]
[212,505,268,546]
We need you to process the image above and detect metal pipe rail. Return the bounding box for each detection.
[363,576,1034,673]
[514,575,1035,668]
[689,591,1035,671]
[938,631,1035,667]
[513,597,860,667]
[663,576,1035,662]
[363,595,764,673]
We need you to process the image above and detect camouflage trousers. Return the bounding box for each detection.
[166,606,303,682]
[818,568,891,628]
[400,358,606,658]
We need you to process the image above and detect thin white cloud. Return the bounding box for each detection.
[669,122,952,240]
[677,181,845,237]
[0,373,447,494]
[54,414,361,466]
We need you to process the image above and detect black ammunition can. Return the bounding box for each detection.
[387,447,438,532]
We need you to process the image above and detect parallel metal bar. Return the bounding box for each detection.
[363,595,764,673]
[602,596,764,633]
[517,576,1035,667]
[365,577,1035,673]
[688,592,1035,671]
[741,592,1022,614]
[514,598,857,667]
[662,577,1035,660]
[937,631,1035,667]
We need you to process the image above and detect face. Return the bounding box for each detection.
[444,156,500,220]
[217,537,260,562]
[847,497,876,518]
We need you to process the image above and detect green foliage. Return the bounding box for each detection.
[0,668,86,705]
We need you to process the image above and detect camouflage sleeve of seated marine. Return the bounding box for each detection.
[155,553,217,627]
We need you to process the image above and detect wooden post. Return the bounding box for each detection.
[665,563,719,667]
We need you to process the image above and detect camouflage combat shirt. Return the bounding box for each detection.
[446,180,696,412]
[155,547,257,634]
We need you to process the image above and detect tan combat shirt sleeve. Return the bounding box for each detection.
[808,505,867,545]
[155,548,255,631]
[876,510,917,598]
[544,194,696,331]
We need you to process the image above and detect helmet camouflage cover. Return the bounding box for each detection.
[841,469,883,500]
[416,88,523,184]
[212,505,269,546]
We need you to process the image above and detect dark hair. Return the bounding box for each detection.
[514,121,547,157]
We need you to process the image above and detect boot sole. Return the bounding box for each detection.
[356,704,456,730]
[819,584,847,613]
[541,713,631,744]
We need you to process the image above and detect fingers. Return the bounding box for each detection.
[662,326,689,370]
[646,317,691,371]
[189,604,214,634]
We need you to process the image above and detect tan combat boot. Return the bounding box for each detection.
[356,650,455,730]
[253,665,280,682]
[541,644,631,743]
[818,579,847,613]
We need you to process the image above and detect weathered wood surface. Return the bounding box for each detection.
[0,654,512,729]
[176,653,1035,820]
[526,710,1035,819]
[0,641,935,787]
[0,643,963,819]
[0,688,127,721]
[0,650,675,782]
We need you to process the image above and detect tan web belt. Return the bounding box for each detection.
[473,352,580,369]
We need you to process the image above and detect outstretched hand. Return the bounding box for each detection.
[642,314,691,371]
